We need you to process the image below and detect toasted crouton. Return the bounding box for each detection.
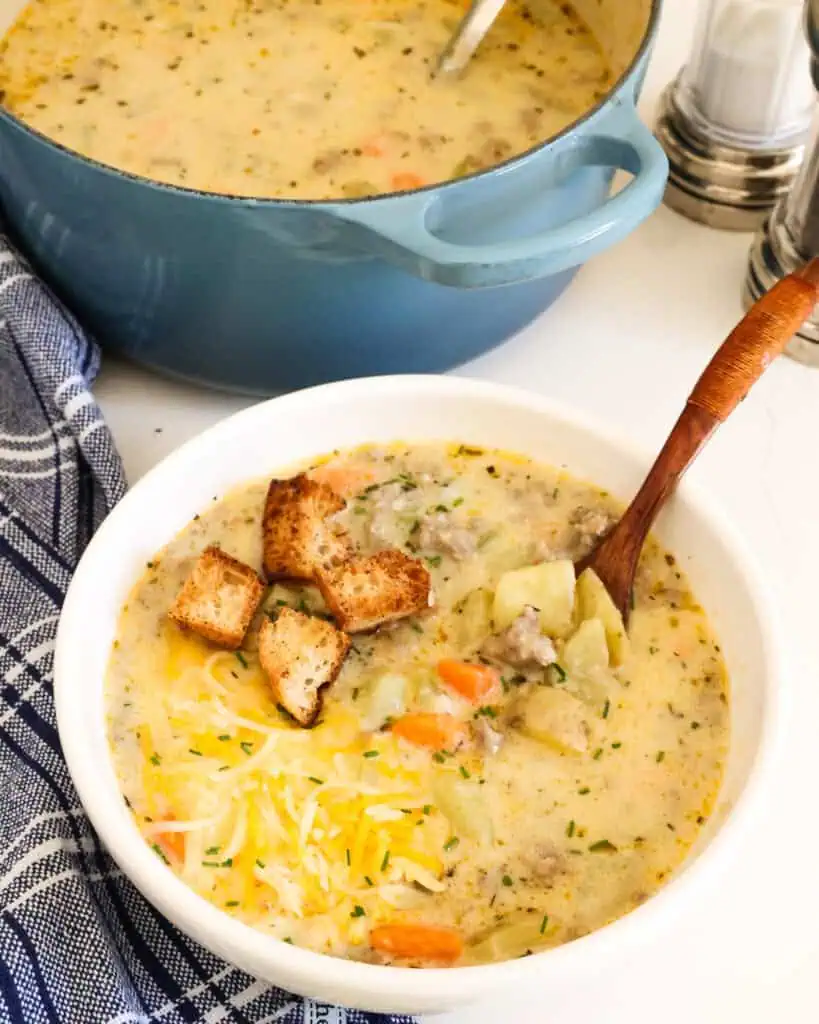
[262,474,353,582]
[257,608,350,726]
[168,546,265,648]
[317,549,431,633]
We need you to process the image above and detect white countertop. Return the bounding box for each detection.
[94,2,819,1021]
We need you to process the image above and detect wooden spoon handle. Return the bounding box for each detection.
[581,257,819,618]
[688,258,819,422]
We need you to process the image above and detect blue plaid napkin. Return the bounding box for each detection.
[0,236,413,1024]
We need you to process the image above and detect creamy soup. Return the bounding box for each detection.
[0,0,612,198]
[106,443,729,966]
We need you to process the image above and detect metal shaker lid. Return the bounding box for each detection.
[656,81,807,233]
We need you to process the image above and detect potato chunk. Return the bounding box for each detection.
[514,686,590,754]
[492,560,575,637]
[574,569,630,666]
[562,617,610,678]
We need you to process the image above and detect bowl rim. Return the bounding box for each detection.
[55,373,784,1007]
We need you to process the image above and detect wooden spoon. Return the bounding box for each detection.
[577,257,819,622]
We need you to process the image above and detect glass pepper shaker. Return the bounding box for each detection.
[744,2,819,366]
[655,0,814,230]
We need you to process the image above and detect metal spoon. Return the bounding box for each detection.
[577,256,819,622]
[433,0,507,78]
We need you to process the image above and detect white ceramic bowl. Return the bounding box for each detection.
[55,375,782,1016]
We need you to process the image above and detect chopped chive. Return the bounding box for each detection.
[502,874,513,887]
[578,787,590,795]
[550,663,567,682]
[350,905,366,918]
[255,858,266,868]
[345,848,351,866]
[381,850,390,871]
[218,734,231,741]
[601,699,610,719]
[655,750,665,763]
[362,750,379,759]
[539,914,549,934]
[443,836,459,852]
[566,820,575,838]
[423,804,432,815]
[611,741,622,749]
[411,622,423,634]
[690,721,701,730]
[240,741,254,756]
[202,861,222,867]
[225,900,239,907]
[426,555,442,568]
[432,751,446,764]
[364,875,374,886]
[188,748,202,757]
[592,748,603,760]
[149,753,161,766]
[452,497,465,507]
[459,765,471,779]
[589,839,617,853]
[221,857,233,867]
[151,843,170,864]
[475,705,498,719]
[283,937,293,944]
[308,776,324,785]
[205,845,221,855]
[235,651,248,668]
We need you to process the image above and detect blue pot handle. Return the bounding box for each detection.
[334,105,668,288]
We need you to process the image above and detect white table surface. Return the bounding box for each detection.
[94,2,819,1021]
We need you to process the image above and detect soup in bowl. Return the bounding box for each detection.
[54,377,779,1014]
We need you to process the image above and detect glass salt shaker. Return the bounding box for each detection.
[655,0,815,230]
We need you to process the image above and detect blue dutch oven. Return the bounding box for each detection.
[0,0,666,394]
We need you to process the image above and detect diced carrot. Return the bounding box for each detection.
[309,463,377,497]
[155,831,185,863]
[437,660,500,704]
[370,923,463,963]
[390,172,425,192]
[391,713,468,751]
[360,140,385,158]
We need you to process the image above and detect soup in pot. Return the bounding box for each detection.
[0,0,612,198]
[106,442,729,966]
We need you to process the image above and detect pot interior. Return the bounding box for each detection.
[0,0,654,109]
[572,0,654,80]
